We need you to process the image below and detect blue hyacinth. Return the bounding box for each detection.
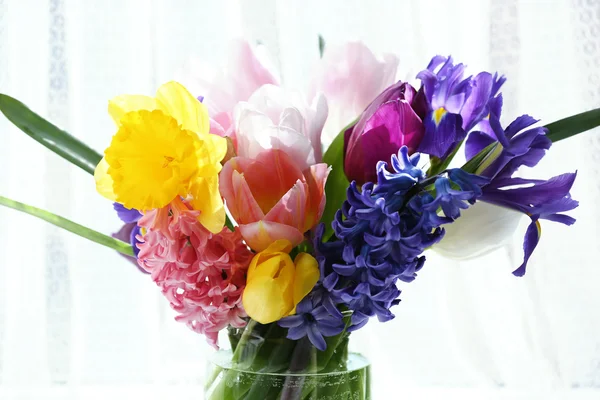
[279,146,489,347]
[278,285,346,351]
[315,147,487,332]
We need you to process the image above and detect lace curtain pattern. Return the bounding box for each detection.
[0,0,598,398]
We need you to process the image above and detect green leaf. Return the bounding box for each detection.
[461,141,499,174]
[0,195,134,257]
[321,129,350,241]
[545,107,600,143]
[427,139,464,176]
[0,93,103,175]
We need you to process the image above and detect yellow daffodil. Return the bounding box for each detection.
[94,81,227,233]
[242,239,320,324]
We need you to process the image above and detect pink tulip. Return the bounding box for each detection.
[220,149,329,252]
[308,42,399,146]
[177,39,279,137]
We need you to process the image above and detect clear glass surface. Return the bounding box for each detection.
[205,350,371,399]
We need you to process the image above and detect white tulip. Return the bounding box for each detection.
[432,201,525,260]
[234,84,328,171]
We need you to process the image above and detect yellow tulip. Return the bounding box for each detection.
[94,81,227,233]
[242,240,320,324]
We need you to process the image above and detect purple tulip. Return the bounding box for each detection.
[343,81,425,185]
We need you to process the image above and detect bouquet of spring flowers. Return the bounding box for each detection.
[0,40,597,399]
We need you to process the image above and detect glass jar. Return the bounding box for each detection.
[204,321,371,400]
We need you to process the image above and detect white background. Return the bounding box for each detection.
[0,0,599,399]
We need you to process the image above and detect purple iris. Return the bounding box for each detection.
[416,55,505,158]
[466,115,578,276]
[112,223,142,257]
[114,203,142,224]
[112,203,147,273]
[278,287,345,351]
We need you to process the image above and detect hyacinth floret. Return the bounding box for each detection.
[314,146,488,332]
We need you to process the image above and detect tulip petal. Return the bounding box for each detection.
[303,163,330,230]
[274,255,296,305]
[247,239,294,279]
[235,99,317,171]
[231,170,266,224]
[432,201,524,260]
[220,150,322,251]
[343,82,424,185]
[242,275,291,324]
[280,107,305,133]
[239,221,304,252]
[246,249,262,280]
[247,255,282,282]
[242,150,304,213]
[267,125,317,172]
[94,157,117,201]
[292,253,320,308]
[220,159,265,224]
[234,84,324,171]
[243,244,296,324]
[155,81,210,134]
[108,95,158,125]
[264,239,294,254]
[234,107,274,158]
[230,39,280,97]
[264,180,308,231]
[364,100,423,151]
[307,93,328,163]
[309,42,399,146]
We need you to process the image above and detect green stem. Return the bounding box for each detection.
[206,319,260,400]
[0,195,134,256]
[231,319,259,363]
[427,138,464,177]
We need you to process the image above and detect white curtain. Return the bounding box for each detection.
[0,0,599,399]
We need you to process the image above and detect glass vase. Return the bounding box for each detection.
[204,320,371,400]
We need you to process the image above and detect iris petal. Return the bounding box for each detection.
[417,111,465,158]
[512,219,541,277]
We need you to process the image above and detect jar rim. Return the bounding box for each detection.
[209,350,371,377]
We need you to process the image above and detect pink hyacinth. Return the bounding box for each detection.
[136,198,253,348]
